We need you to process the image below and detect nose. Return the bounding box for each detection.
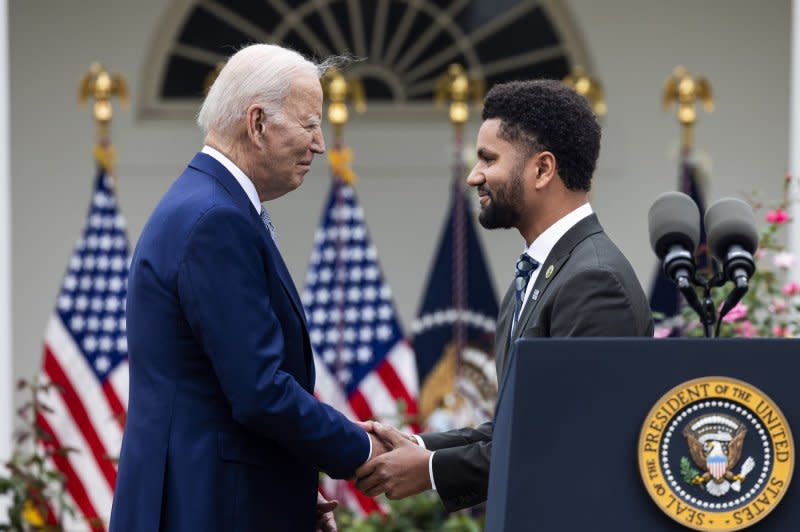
[311,128,325,154]
[466,163,483,187]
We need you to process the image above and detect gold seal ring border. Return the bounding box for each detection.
[638,376,795,531]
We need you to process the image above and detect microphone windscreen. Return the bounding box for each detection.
[648,191,701,258]
[704,198,759,259]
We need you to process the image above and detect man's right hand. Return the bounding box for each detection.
[354,423,433,499]
[357,420,418,447]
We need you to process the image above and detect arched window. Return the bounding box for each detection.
[140,0,591,119]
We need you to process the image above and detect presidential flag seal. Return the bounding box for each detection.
[639,377,793,530]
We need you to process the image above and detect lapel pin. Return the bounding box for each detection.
[545,265,554,279]
[531,288,540,301]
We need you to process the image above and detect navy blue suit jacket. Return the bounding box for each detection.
[110,153,369,531]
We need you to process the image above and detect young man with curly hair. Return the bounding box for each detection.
[355,79,653,511]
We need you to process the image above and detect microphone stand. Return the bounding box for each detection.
[683,260,746,338]
[691,270,721,338]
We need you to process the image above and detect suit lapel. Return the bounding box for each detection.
[259,229,314,383]
[261,232,309,330]
[188,152,310,332]
[511,214,604,340]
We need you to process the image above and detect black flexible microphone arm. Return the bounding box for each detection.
[682,260,748,338]
[715,272,749,337]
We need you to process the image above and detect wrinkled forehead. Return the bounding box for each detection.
[267,73,322,124]
[285,73,323,108]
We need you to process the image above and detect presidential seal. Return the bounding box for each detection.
[639,377,793,531]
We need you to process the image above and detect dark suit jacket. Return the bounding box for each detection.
[420,214,654,511]
[109,153,369,531]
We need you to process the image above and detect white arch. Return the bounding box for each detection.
[138,0,595,120]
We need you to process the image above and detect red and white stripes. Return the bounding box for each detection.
[39,315,127,531]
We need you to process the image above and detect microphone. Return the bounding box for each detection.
[648,191,706,323]
[704,198,758,331]
[704,198,758,288]
[648,191,701,289]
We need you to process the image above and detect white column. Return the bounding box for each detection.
[791,0,800,279]
[0,0,10,511]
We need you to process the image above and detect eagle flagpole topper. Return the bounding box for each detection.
[662,65,714,152]
[78,62,129,178]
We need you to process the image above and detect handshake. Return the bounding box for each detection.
[356,420,433,500]
[317,421,434,531]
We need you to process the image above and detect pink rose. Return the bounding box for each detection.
[735,320,758,337]
[783,282,800,296]
[774,251,795,270]
[766,208,790,224]
[722,302,748,323]
[654,327,673,338]
[769,298,789,314]
[772,325,792,337]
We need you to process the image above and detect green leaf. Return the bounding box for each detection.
[680,456,701,484]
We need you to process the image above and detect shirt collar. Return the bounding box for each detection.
[201,145,262,214]
[525,203,594,264]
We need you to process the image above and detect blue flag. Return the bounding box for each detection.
[649,155,708,322]
[411,178,499,432]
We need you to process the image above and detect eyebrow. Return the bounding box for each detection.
[477,147,496,159]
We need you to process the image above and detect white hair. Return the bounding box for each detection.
[197,44,330,135]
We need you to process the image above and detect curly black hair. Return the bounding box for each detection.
[482,79,600,191]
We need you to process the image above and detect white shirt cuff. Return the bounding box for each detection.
[428,451,437,491]
[365,431,373,462]
[412,435,436,490]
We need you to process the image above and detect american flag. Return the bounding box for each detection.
[38,169,129,531]
[302,174,419,515]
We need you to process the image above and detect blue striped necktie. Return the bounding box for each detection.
[260,207,279,245]
[513,253,539,329]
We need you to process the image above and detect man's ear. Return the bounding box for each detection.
[246,104,267,144]
[531,151,556,190]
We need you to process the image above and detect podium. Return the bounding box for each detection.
[485,339,799,531]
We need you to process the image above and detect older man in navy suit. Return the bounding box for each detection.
[110,44,384,532]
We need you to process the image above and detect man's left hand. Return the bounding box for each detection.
[316,492,338,532]
[354,423,432,499]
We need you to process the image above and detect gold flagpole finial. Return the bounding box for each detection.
[434,64,484,132]
[78,63,129,173]
[662,65,714,151]
[321,67,366,185]
[321,66,367,144]
[563,65,607,117]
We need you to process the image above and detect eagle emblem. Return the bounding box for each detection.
[681,414,755,497]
